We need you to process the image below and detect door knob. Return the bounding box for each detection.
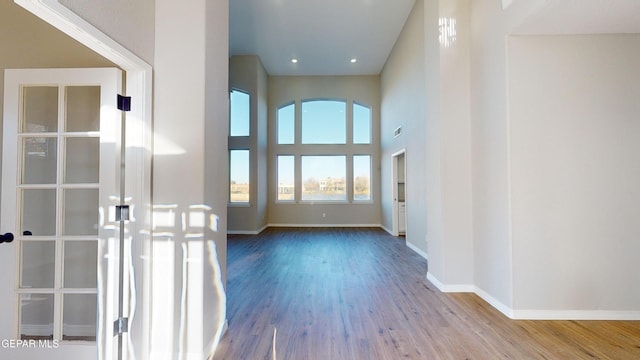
[0,233,14,244]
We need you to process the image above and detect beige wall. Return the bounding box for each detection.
[60,0,155,64]
[508,34,640,315]
[469,0,547,311]
[268,75,381,226]
[228,55,269,233]
[380,0,428,252]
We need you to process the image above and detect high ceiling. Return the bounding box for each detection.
[516,0,640,34]
[229,0,416,76]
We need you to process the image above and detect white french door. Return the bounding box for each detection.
[1,68,123,359]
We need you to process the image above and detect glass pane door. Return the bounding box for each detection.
[17,85,100,342]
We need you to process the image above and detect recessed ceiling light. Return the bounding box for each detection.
[350,58,357,63]
[291,58,298,63]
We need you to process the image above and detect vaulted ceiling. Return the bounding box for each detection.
[516,0,640,34]
[229,0,416,76]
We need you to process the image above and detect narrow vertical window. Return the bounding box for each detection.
[229,150,250,203]
[353,155,371,201]
[277,103,295,144]
[277,155,295,201]
[353,103,371,144]
[229,89,250,136]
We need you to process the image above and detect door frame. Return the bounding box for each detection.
[391,149,406,237]
[14,0,153,358]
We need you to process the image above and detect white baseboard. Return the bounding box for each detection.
[511,310,640,320]
[426,272,473,293]
[473,286,514,319]
[227,224,268,235]
[380,225,394,235]
[267,223,382,228]
[406,241,428,260]
[425,275,640,320]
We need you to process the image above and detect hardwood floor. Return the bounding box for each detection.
[213,228,640,359]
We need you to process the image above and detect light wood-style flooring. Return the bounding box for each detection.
[214,228,640,359]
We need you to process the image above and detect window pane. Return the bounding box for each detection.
[22,189,56,236]
[65,137,99,184]
[22,86,58,133]
[354,155,371,201]
[63,294,97,341]
[64,241,98,288]
[353,103,371,144]
[20,294,54,340]
[20,241,55,288]
[277,103,295,144]
[230,150,250,203]
[230,89,250,136]
[301,100,346,144]
[22,137,57,184]
[65,86,100,132]
[277,155,295,201]
[301,156,346,201]
[64,189,99,236]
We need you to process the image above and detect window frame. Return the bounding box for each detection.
[229,88,251,137]
[300,155,348,203]
[277,102,295,145]
[228,149,251,206]
[352,154,373,203]
[300,98,347,145]
[352,101,372,145]
[273,98,375,204]
[276,154,296,203]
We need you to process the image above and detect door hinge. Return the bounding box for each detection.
[115,205,130,222]
[117,94,131,112]
[114,317,129,336]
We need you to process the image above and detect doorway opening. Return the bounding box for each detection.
[391,149,406,237]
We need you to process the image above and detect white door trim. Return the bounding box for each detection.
[14,1,153,358]
[391,149,406,237]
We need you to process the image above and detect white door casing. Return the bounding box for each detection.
[1,68,122,360]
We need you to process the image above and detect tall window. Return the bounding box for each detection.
[353,155,371,201]
[229,88,251,204]
[277,155,295,201]
[230,89,250,136]
[274,98,374,203]
[353,103,371,144]
[277,103,295,145]
[229,150,250,203]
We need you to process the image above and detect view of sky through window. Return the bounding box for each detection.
[230,89,250,136]
[277,103,295,144]
[353,103,371,144]
[301,100,346,144]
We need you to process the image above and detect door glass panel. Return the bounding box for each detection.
[21,189,56,236]
[65,86,100,132]
[63,189,98,236]
[20,241,55,288]
[65,137,99,184]
[64,241,98,288]
[20,294,54,340]
[63,294,97,341]
[22,137,57,184]
[22,86,58,133]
